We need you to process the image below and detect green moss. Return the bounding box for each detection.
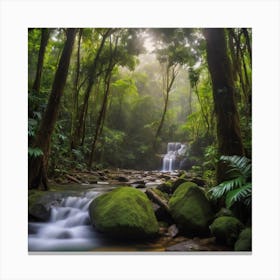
[172,178,188,191]
[28,190,47,211]
[234,228,252,251]
[152,188,169,201]
[89,187,159,239]
[169,182,214,236]
[215,208,233,218]
[210,216,244,246]
[157,181,173,194]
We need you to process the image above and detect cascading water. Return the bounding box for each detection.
[162,142,186,172]
[28,191,104,251]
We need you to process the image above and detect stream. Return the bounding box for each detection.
[28,184,172,252]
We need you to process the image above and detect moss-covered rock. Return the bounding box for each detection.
[210,216,244,246]
[152,188,170,201]
[168,182,214,236]
[89,187,159,239]
[234,228,252,251]
[157,181,173,194]
[172,178,188,191]
[28,189,64,221]
[28,190,51,221]
[214,208,234,218]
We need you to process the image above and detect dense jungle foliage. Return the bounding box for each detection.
[28,28,252,193]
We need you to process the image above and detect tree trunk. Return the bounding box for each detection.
[71,29,111,149]
[29,28,76,190]
[70,28,83,149]
[32,28,50,93]
[154,64,178,148]
[88,36,117,168]
[242,28,252,66]
[203,28,244,183]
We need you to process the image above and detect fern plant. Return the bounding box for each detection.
[209,155,252,208]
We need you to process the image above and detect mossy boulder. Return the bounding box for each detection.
[214,208,234,218]
[157,181,173,194]
[234,228,252,251]
[172,178,188,192]
[210,216,244,246]
[89,187,159,239]
[28,190,51,221]
[152,188,169,201]
[168,182,214,236]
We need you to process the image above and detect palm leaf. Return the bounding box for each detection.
[225,183,252,208]
[209,155,252,207]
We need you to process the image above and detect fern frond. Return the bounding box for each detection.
[221,155,251,180]
[225,183,252,208]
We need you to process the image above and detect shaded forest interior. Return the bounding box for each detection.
[28,28,252,252]
[28,28,251,191]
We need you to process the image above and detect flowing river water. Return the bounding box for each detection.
[28,184,173,252]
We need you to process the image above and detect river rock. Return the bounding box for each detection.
[167,224,179,238]
[28,190,63,221]
[172,178,188,191]
[234,228,252,251]
[169,182,214,236]
[117,176,129,182]
[89,187,159,239]
[210,216,244,246]
[157,181,173,194]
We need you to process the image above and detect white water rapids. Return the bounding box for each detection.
[28,191,104,251]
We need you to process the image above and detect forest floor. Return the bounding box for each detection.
[50,168,205,190]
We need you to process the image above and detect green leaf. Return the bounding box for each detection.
[225,183,252,208]
[28,147,43,157]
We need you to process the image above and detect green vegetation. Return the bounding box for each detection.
[28,28,252,250]
[169,182,214,235]
[89,187,159,239]
[209,155,252,209]
[234,227,252,251]
[210,216,244,246]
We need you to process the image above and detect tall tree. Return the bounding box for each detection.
[29,28,77,190]
[154,60,179,147]
[71,29,112,149]
[88,35,119,168]
[32,28,50,93]
[203,28,244,182]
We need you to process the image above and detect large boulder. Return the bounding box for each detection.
[234,228,252,251]
[168,182,214,236]
[89,187,159,239]
[210,216,244,246]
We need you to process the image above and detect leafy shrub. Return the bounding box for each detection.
[208,155,252,208]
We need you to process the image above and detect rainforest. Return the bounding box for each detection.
[28,28,252,252]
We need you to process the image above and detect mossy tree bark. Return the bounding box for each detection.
[29,28,77,190]
[203,28,244,183]
[32,28,50,93]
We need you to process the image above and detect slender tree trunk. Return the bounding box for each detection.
[71,29,111,149]
[88,36,117,168]
[203,28,244,183]
[32,28,50,93]
[242,28,252,66]
[154,65,178,147]
[194,84,210,134]
[70,29,83,149]
[29,28,76,190]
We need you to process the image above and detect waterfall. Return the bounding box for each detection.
[162,142,186,172]
[28,191,103,251]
